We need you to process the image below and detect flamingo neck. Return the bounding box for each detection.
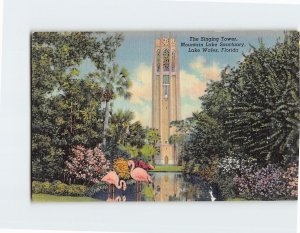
[116,180,125,189]
[130,161,135,176]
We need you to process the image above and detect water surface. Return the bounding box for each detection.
[93,172,214,202]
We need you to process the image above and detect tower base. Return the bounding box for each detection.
[156,144,177,165]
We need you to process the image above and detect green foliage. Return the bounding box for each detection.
[32,194,98,202]
[151,165,183,172]
[103,112,146,161]
[169,118,195,165]
[223,31,300,164]
[214,174,237,200]
[114,127,158,163]
[126,121,146,148]
[140,144,156,162]
[145,128,160,145]
[182,112,228,175]
[31,32,127,181]
[119,144,139,158]
[108,111,145,149]
[144,128,160,164]
[32,181,88,196]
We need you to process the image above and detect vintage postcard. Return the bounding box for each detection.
[31,31,299,202]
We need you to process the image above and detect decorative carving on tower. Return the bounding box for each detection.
[152,36,181,165]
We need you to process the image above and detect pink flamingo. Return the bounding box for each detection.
[128,160,152,192]
[101,171,127,193]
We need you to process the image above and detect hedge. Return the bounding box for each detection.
[32,181,87,197]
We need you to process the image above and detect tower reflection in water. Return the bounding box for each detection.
[152,172,182,201]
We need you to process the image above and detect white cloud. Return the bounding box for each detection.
[181,100,201,119]
[179,55,222,118]
[189,56,221,81]
[133,102,151,127]
[129,63,152,104]
[180,70,207,101]
[124,63,152,126]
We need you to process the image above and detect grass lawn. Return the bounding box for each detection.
[32,194,99,202]
[151,165,183,172]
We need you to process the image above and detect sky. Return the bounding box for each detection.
[79,31,284,127]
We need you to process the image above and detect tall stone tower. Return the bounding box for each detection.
[152,36,180,165]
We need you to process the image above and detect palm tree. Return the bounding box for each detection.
[110,109,134,145]
[89,64,132,149]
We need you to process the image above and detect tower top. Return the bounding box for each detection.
[155,38,177,48]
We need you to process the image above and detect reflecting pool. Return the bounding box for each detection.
[93,172,216,202]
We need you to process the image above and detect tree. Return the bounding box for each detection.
[144,128,160,165]
[89,64,132,149]
[145,128,160,145]
[183,112,228,172]
[200,69,232,124]
[169,118,196,165]
[102,111,146,160]
[126,121,146,148]
[140,144,156,162]
[31,32,123,181]
[224,31,299,164]
[109,109,134,146]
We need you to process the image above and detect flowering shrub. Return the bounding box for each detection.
[215,156,259,199]
[217,156,258,177]
[283,163,298,198]
[113,158,130,180]
[134,160,154,171]
[233,164,288,200]
[216,157,298,200]
[65,145,110,184]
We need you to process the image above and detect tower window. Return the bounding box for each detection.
[163,49,170,72]
[163,75,169,84]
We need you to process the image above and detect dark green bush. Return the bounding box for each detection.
[214,174,237,200]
